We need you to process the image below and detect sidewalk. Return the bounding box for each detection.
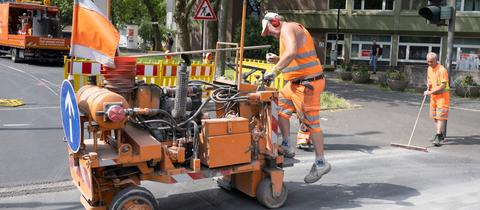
[324,71,480,112]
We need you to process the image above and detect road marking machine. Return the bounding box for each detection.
[60,1,295,209]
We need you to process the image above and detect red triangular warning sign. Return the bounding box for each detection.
[194,0,217,21]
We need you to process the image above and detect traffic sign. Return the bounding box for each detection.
[60,80,81,153]
[194,0,217,21]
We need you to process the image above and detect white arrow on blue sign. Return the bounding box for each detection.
[60,80,81,153]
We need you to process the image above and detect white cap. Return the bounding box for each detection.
[261,12,282,36]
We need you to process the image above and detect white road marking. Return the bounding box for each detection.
[0,63,59,96]
[40,78,60,88]
[2,124,31,127]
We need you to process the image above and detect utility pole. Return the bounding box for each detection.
[333,3,340,67]
[445,0,456,84]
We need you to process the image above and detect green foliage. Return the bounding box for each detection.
[454,75,478,87]
[320,92,356,111]
[233,15,278,59]
[353,64,369,72]
[386,69,406,81]
[111,0,167,47]
[51,0,72,29]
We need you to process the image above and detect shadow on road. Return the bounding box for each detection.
[286,182,419,209]
[325,144,381,154]
[155,181,419,210]
[444,135,480,145]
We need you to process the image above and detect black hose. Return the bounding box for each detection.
[178,97,211,127]
[150,109,177,125]
[189,121,199,159]
[141,119,177,141]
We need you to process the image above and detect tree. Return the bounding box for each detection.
[207,0,219,50]
[233,12,277,59]
[111,0,167,51]
[216,0,229,76]
[174,0,196,52]
[51,0,72,29]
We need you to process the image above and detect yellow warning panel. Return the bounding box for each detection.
[0,99,25,107]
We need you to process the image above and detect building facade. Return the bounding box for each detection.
[265,0,480,73]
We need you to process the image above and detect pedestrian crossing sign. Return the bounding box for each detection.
[194,0,217,21]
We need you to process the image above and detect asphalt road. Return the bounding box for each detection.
[0,61,479,209]
[0,58,69,186]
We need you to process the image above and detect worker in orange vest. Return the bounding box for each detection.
[261,12,331,184]
[424,52,450,146]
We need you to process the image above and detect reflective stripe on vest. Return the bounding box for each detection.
[283,60,320,73]
[295,50,317,59]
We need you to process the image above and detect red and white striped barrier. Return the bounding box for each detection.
[136,64,158,76]
[67,61,102,75]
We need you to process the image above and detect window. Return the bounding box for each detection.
[401,0,427,10]
[453,38,480,71]
[353,0,394,10]
[456,0,480,11]
[326,33,345,65]
[351,35,391,61]
[398,36,442,62]
[329,0,346,9]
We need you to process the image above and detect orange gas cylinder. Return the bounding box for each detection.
[77,85,130,129]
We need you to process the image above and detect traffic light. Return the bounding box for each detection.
[418,0,452,26]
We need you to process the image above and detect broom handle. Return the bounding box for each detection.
[407,95,427,146]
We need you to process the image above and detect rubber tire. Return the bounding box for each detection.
[256,178,288,209]
[109,186,159,210]
[11,48,21,63]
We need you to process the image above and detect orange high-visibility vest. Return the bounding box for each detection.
[280,24,322,81]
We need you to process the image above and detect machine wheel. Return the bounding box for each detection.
[11,48,21,63]
[256,178,288,209]
[109,186,159,210]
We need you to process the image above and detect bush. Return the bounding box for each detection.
[454,75,478,87]
[386,69,406,81]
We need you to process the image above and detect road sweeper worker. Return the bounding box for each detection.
[424,52,450,146]
[261,12,331,184]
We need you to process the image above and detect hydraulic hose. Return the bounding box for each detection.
[172,62,189,120]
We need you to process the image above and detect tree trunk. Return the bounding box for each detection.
[142,0,163,51]
[174,0,196,52]
[216,0,229,76]
[207,0,219,50]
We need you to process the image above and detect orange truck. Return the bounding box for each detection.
[0,0,70,63]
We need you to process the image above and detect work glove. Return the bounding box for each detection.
[264,66,281,82]
[266,53,279,64]
[264,71,277,82]
[264,71,279,84]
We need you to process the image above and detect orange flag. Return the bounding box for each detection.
[71,0,119,67]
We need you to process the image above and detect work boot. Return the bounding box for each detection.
[279,144,295,158]
[439,132,446,142]
[304,162,331,184]
[432,134,441,147]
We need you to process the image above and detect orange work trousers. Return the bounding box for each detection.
[430,92,450,120]
[278,78,325,132]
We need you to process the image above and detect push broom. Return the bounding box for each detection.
[390,95,428,152]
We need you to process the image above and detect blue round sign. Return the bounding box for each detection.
[60,80,81,153]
